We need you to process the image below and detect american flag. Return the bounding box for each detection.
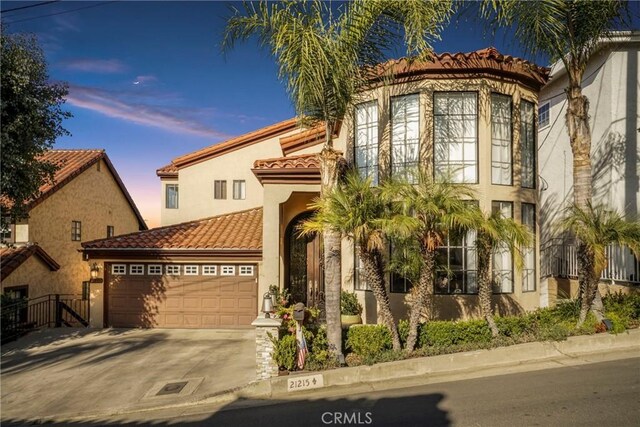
[296,322,308,370]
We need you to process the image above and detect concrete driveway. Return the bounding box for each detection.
[1,327,255,422]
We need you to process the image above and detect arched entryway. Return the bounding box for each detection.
[285,211,324,307]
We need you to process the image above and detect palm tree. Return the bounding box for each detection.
[483,0,629,320]
[302,170,401,351]
[474,209,533,337]
[382,174,478,351]
[224,0,454,359]
[560,203,640,326]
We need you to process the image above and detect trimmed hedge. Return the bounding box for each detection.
[344,293,640,362]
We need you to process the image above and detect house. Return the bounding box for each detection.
[538,31,640,305]
[1,149,147,300]
[82,48,549,329]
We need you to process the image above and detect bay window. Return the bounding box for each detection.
[435,231,477,295]
[492,201,514,293]
[354,101,379,185]
[522,203,536,292]
[391,94,420,183]
[521,100,536,188]
[434,92,478,183]
[491,93,512,185]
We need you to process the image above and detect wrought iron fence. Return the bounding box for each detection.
[541,241,640,284]
[1,294,89,344]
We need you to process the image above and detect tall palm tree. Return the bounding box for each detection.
[560,203,640,326]
[302,170,401,351]
[475,210,533,337]
[483,0,629,319]
[224,0,454,359]
[382,174,478,351]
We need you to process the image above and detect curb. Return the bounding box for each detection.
[229,328,640,400]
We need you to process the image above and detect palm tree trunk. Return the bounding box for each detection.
[405,250,435,351]
[566,78,604,323]
[320,145,343,360]
[477,236,499,337]
[577,243,599,326]
[359,249,401,351]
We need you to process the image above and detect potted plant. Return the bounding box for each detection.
[341,291,363,328]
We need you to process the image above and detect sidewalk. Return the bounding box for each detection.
[12,328,640,424]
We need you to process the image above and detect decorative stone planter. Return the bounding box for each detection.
[341,314,362,328]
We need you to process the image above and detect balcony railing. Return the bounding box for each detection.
[541,241,640,284]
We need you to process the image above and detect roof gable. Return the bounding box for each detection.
[0,244,60,279]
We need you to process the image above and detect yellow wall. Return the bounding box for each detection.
[1,255,57,298]
[3,159,142,298]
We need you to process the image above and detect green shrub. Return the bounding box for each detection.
[270,333,297,371]
[341,291,363,315]
[535,323,570,341]
[419,320,492,348]
[398,319,409,345]
[604,292,640,328]
[605,312,627,334]
[306,325,338,370]
[346,325,391,359]
[495,315,533,338]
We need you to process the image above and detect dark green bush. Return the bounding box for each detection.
[604,292,640,328]
[346,325,392,359]
[495,315,533,338]
[270,333,297,371]
[341,291,363,315]
[419,319,492,348]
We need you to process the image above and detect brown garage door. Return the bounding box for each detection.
[106,263,258,328]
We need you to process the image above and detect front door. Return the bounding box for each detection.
[286,212,324,308]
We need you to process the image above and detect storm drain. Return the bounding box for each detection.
[156,381,188,396]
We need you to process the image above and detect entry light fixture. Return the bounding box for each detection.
[261,292,274,318]
[90,263,100,280]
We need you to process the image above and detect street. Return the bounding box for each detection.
[4,356,639,427]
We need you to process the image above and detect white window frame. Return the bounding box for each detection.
[354,101,379,185]
[184,265,199,275]
[165,184,179,209]
[538,102,550,128]
[492,201,514,294]
[433,92,478,183]
[522,203,536,292]
[239,265,254,276]
[221,265,236,276]
[165,265,181,275]
[233,180,246,200]
[491,93,513,186]
[148,264,162,275]
[112,264,126,275]
[202,265,217,275]
[520,100,536,189]
[129,264,144,275]
[391,94,420,183]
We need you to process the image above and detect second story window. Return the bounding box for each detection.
[491,93,513,186]
[520,101,536,188]
[434,92,478,183]
[214,180,227,199]
[71,221,82,241]
[166,184,179,209]
[107,225,114,238]
[233,180,246,200]
[538,102,550,128]
[354,101,379,185]
[391,94,420,183]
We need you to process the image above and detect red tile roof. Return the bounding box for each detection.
[172,118,299,169]
[82,208,262,252]
[252,154,321,184]
[156,163,178,178]
[372,47,549,90]
[5,149,147,230]
[0,245,60,279]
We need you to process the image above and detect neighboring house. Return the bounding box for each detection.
[539,31,640,305]
[1,149,147,299]
[83,48,549,329]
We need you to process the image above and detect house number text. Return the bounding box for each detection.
[287,374,324,392]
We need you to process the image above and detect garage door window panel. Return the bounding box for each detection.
[130,264,144,275]
[221,266,236,276]
[239,265,254,276]
[166,265,181,275]
[203,265,217,275]
[185,265,199,275]
[148,265,162,275]
[112,264,126,275]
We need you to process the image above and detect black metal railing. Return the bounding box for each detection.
[1,294,89,344]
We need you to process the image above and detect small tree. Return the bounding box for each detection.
[302,170,402,351]
[560,203,640,327]
[1,32,71,224]
[475,210,533,337]
[382,174,478,351]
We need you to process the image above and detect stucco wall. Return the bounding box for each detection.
[20,159,142,297]
[539,41,640,245]
[1,255,57,298]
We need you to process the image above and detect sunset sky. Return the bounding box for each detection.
[3,1,637,227]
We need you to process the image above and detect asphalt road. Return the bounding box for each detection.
[5,357,639,427]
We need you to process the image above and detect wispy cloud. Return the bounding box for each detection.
[66,85,231,139]
[133,75,158,85]
[61,58,128,74]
